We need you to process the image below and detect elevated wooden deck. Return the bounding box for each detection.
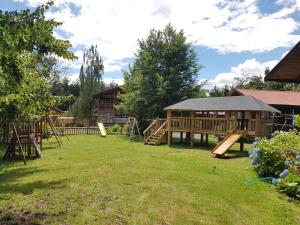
[144,116,259,145]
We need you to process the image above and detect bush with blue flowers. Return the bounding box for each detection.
[249,131,300,199]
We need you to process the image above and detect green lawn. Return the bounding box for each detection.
[0,135,299,225]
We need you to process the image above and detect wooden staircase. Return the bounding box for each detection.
[144,118,168,145]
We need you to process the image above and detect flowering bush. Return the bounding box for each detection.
[249,131,300,199]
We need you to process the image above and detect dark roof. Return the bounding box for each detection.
[92,86,121,99]
[49,105,64,114]
[164,96,280,113]
[265,41,300,83]
[231,89,300,106]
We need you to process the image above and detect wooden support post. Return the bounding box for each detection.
[190,111,195,147]
[180,132,183,143]
[205,134,209,146]
[255,112,261,137]
[167,110,172,146]
[226,112,230,131]
[200,133,203,144]
[240,111,245,151]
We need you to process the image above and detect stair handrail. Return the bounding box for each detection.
[143,118,158,134]
[144,118,160,143]
[153,121,167,136]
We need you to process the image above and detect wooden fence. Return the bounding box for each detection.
[56,127,100,136]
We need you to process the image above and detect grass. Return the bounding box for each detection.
[0,135,299,225]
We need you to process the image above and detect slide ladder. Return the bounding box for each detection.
[212,129,246,157]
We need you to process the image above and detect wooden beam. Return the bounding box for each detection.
[167,110,172,146]
[240,111,245,151]
[190,111,195,147]
[255,112,261,137]
[180,132,183,143]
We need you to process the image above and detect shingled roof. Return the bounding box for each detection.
[164,96,280,113]
[231,89,300,106]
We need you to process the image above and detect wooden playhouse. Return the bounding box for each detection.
[144,96,280,157]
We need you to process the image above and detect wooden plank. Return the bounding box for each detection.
[212,130,246,156]
[167,110,172,146]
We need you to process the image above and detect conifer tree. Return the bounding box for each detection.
[71,45,104,118]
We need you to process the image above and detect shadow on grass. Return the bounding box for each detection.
[168,143,214,152]
[225,150,249,159]
[0,166,68,198]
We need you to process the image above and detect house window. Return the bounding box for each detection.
[99,98,114,109]
[99,112,114,123]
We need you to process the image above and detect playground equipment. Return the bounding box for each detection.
[3,116,62,163]
[212,129,247,157]
[124,117,142,140]
[144,96,280,157]
[46,116,63,146]
[97,122,107,136]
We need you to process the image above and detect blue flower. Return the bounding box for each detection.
[252,141,258,146]
[279,169,289,178]
[272,178,278,185]
[296,155,300,161]
[284,160,289,166]
[249,153,254,159]
[252,157,259,165]
[253,148,260,153]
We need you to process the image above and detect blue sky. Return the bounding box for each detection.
[2,0,300,87]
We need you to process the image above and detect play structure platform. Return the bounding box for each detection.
[212,129,247,157]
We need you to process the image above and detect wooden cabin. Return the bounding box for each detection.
[92,86,127,125]
[265,40,300,83]
[144,96,280,153]
[231,89,300,130]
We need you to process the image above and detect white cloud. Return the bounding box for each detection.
[103,77,124,86]
[208,58,279,88]
[16,0,300,61]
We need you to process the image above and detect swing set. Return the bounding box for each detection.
[2,116,62,164]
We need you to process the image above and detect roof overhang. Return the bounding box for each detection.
[164,96,281,113]
[265,41,300,83]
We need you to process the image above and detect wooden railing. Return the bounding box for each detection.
[170,117,257,135]
[56,127,100,136]
[143,118,167,142]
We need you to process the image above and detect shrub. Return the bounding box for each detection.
[278,173,300,199]
[249,131,300,199]
[295,115,300,129]
[108,124,122,135]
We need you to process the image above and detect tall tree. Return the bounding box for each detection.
[233,70,300,91]
[51,76,80,111]
[119,24,201,126]
[71,45,104,118]
[0,1,75,123]
[209,85,233,97]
